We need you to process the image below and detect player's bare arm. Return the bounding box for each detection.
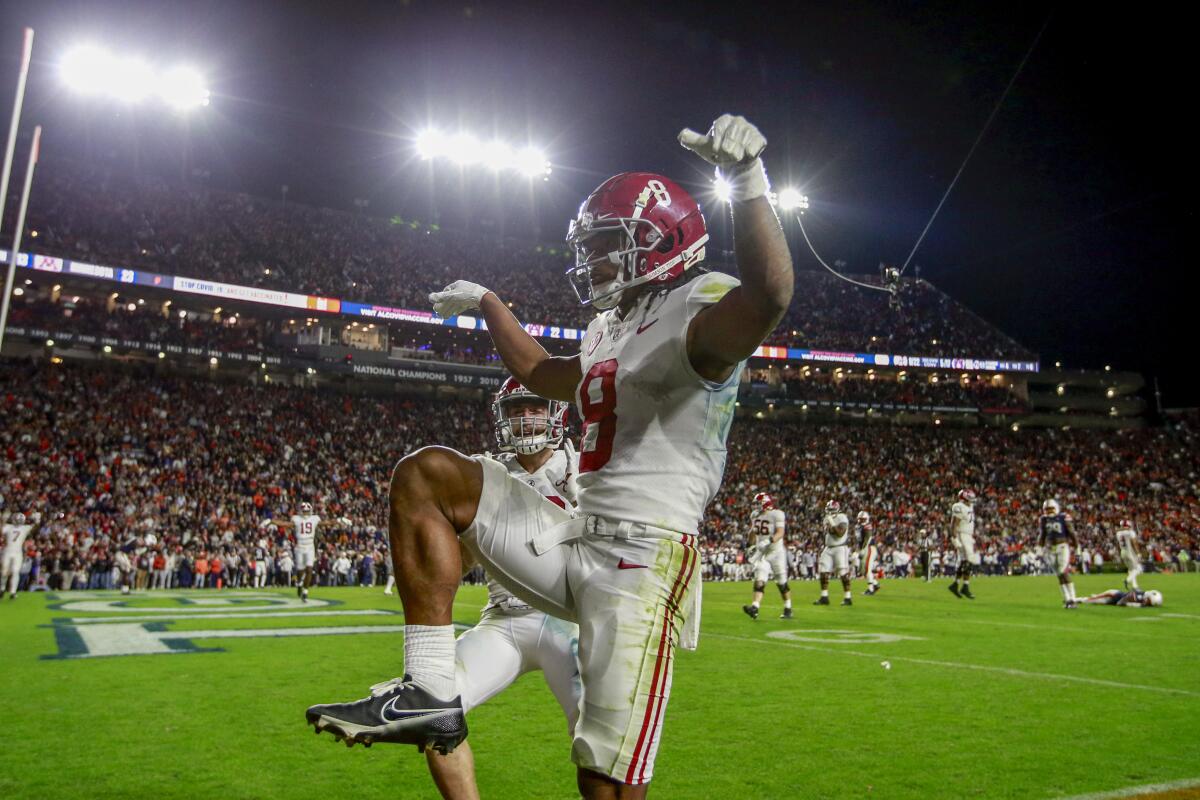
[678,115,794,382]
[429,284,581,402]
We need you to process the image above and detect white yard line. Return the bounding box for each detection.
[63,609,398,624]
[707,632,1200,698]
[1053,776,1200,799]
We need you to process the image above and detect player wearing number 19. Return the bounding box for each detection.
[305,114,792,799]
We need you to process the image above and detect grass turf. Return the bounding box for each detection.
[1,573,1196,799]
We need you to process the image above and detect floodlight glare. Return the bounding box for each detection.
[514,145,549,177]
[448,133,481,165]
[415,129,443,159]
[777,187,807,210]
[481,140,514,171]
[158,66,210,109]
[109,57,155,103]
[61,46,112,94]
[713,176,732,204]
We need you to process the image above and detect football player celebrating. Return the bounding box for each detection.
[274,501,321,602]
[2,512,34,600]
[1115,519,1142,591]
[742,492,792,620]
[948,489,979,600]
[1077,588,1163,607]
[307,114,793,797]
[857,511,881,596]
[1038,499,1079,609]
[815,500,853,606]
[406,378,582,800]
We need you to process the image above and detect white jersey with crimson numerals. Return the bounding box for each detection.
[751,508,786,556]
[291,515,321,548]
[1116,528,1138,558]
[575,272,742,534]
[484,448,578,613]
[950,502,975,538]
[2,524,32,557]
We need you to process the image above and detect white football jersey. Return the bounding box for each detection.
[485,448,578,614]
[950,502,975,538]
[1116,528,1138,556]
[291,514,321,548]
[751,508,786,555]
[2,524,32,557]
[823,513,850,547]
[574,272,742,534]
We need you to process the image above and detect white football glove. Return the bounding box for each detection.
[678,114,770,201]
[429,280,490,319]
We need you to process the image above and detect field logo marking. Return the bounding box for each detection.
[767,629,926,644]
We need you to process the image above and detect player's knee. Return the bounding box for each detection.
[776,582,790,596]
[753,580,766,592]
[389,446,467,506]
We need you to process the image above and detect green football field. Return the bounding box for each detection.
[2,574,1197,799]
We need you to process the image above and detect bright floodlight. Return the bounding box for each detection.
[448,133,481,165]
[514,145,549,177]
[481,140,514,171]
[415,129,443,159]
[61,46,111,94]
[777,187,808,211]
[713,176,732,204]
[158,66,210,109]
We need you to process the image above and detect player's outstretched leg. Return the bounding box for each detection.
[778,582,793,619]
[306,447,481,754]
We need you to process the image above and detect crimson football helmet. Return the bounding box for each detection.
[1118,518,1134,530]
[825,500,841,514]
[492,377,568,455]
[958,489,976,504]
[753,492,774,511]
[565,172,709,309]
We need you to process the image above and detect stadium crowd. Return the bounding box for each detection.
[2,361,1194,593]
[25,160,1034,360]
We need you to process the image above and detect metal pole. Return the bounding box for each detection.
[0,28,34,234]
[0,125,41,355]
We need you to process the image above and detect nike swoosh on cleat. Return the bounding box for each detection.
[381,697,454,723]
[635,319,659,335]
[617,558,648,570]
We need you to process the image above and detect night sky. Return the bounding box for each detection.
[1,1,1193,404]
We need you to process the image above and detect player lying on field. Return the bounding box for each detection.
[1076,588,1163,607]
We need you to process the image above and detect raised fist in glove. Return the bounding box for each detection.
[429,280,490,319]
[678,114,770,202]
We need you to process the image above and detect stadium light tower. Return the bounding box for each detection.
[60,45,210,109]
[415,127,551,179]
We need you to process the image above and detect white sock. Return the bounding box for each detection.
[820,589,829,598]
[783,599,792,609]
[1129,575,1139,591]
[1059,583,1069,601]
[385,575,395,592]
[403,625,457,701]
[843,590,852,599]
[751,600,761,609]
[1067,583,1076,602]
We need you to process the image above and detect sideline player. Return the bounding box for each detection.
[857,511,880,596]
[948,489,979,600]
[1077,588,1163,607]
[742,492,792,619]
[408,378,583,800]
[1115,519,1142,591]
[306,114,793,797]
[918,528,935,582]
[2,512,34,600]
[275,502,320,602]
[1038,499,1079,609]
[814,500,852,606]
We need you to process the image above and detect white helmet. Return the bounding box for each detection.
[1043,499,1060,515]
[856,511,870,525]
[1144,590,1163,607]
[12,512,25,525]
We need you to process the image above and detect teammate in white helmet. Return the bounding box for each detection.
[948,489,979,600]
[2,512,34,600]
[274,501,321,602]
[1115,519,1142,591]
[815,500,853,606]
[742,492,792,620]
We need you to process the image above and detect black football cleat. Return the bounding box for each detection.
[948,583,961,598]
[863,586,877,596]
[813,596,830,606]
[780,607,794,620]
[742,604,759,620]
[960,587,975,600]
[841,597,853,606]
[301,588,309,603]
[306,676,467,754]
